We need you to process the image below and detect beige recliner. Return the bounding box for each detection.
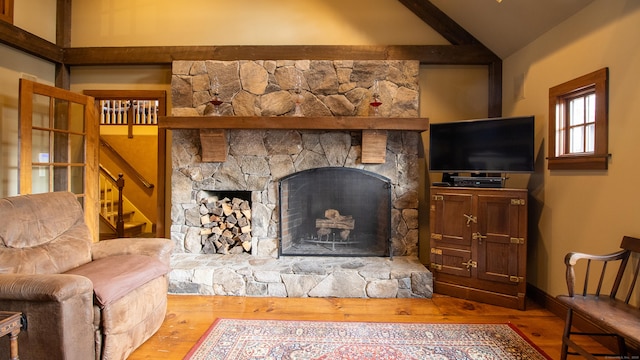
[0,191,174,360]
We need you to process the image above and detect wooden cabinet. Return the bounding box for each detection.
[429,186,527,310]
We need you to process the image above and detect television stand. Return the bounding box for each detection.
[452,176,504,188]
[430,186,528,309]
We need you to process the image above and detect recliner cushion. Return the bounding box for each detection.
[65,254,169,308]
[0,192,93,274]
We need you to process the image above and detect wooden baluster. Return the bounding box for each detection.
[116,173,125,238]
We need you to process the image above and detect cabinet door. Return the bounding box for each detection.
[431,192,473,246]
[475,194,525,285]
[430,192,474,277]
[431,246,473,277]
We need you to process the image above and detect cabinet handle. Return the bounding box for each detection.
[463,213,477,226]
[473,232,487,245]
[462,259,477,269]
[510,237,525,245]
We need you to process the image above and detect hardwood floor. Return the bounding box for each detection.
[128,294,609,359]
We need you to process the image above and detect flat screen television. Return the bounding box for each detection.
[429,116,535,174]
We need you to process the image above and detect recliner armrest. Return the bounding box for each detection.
[0,274,97,359]
[0,273,93,302]
[91,238,174,266]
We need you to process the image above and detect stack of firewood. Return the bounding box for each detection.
[200,197,252,254]
[316,209,355,241]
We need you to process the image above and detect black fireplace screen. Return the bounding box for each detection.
[278,167,391,257]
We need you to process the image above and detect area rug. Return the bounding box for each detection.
[184,319,551,359]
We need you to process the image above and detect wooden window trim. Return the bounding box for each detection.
[547,68,609,170]
[0,0,13,24]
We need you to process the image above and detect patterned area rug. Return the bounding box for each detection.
[184,319,551,359]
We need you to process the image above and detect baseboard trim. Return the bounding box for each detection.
[525,283,567,318]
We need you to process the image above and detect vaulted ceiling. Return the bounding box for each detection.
[426,0,596,58]
[0,0,596,63]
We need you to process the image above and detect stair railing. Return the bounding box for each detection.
[100,136,154,189]
[99,166,125,238]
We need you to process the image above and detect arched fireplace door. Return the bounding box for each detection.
[278,167,391,257]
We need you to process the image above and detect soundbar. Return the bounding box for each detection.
[452,176,505,188]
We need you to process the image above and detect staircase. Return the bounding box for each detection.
[99,168,148,240]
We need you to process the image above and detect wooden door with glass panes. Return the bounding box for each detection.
[18,79,99,241]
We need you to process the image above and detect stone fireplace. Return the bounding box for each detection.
[167,60,432,298]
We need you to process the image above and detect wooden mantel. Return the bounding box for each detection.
[158,116,429,163]
[157,116,429,131]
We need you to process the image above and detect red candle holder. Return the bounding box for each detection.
[210,93,223,116]
[370,95,382,117]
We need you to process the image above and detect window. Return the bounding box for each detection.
[0,0,13,24]
[548,68,609,170]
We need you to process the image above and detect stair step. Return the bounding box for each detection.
[124,221,146,230]
[103,210,135,220]
[124,221,147,237]
[100,222,147,239]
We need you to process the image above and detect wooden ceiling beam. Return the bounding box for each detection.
[396,1,503,117]
[63,44,499,66]
[0,20,63,63]
[398,0,480,46]
[55,0,72,89]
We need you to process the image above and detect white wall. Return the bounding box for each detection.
[14,0,56,42]
[420,65,489,184]
[71,0,447,47]
[502,0,640,296]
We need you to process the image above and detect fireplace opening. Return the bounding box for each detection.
[199,190,252,255]
[278,167,391,257]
